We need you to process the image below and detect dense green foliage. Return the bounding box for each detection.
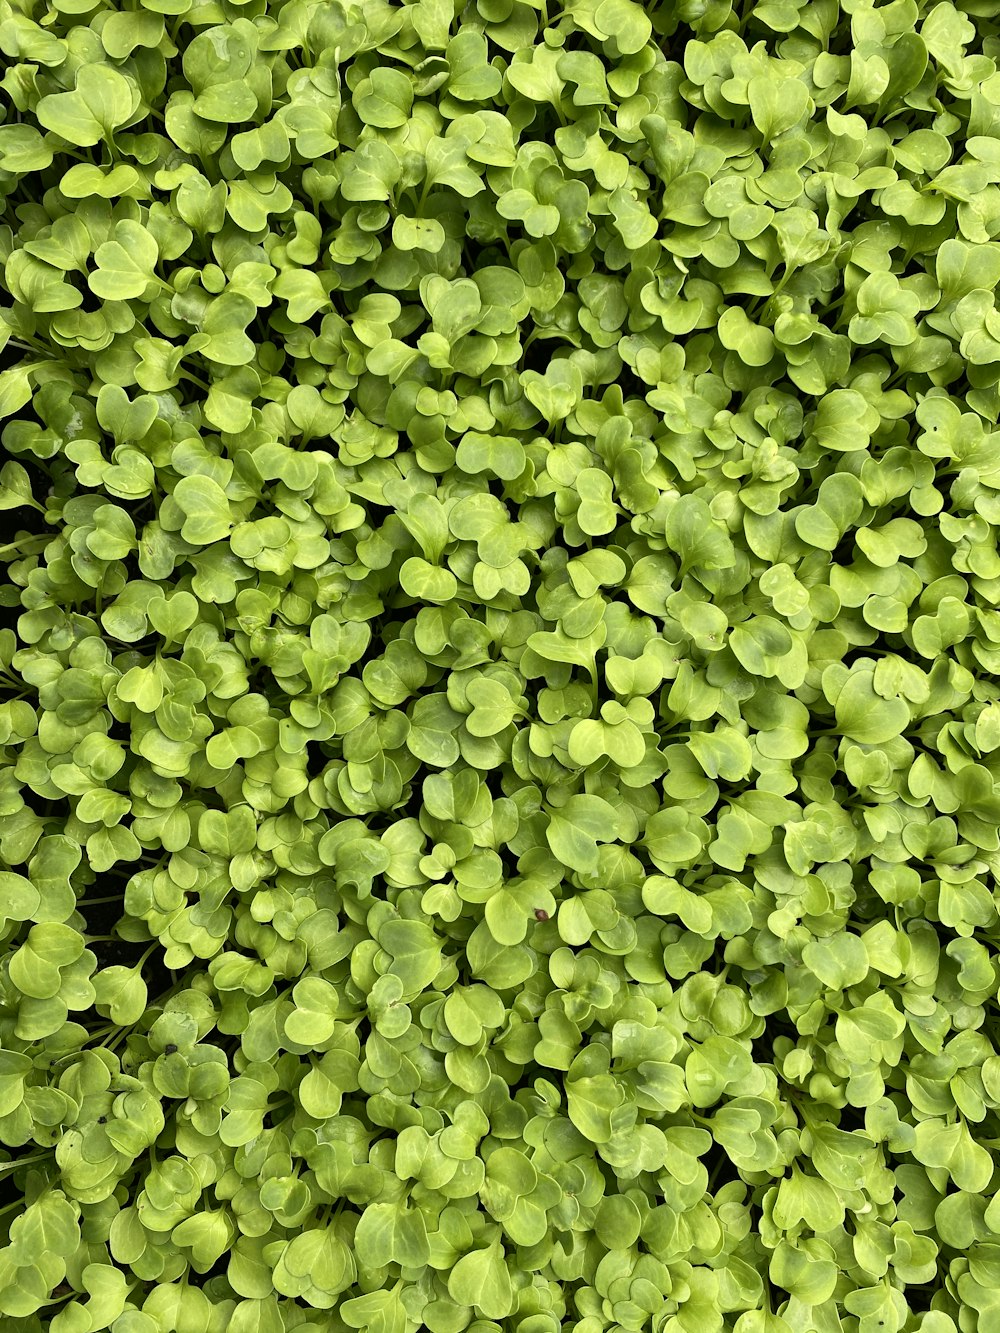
[2,0,1000,1329]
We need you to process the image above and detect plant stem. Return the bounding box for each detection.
[0,1150,52,1175]
[0,536,49,557]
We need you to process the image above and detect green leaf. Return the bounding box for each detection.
[89,221,161,300]
[825,665,911,744]
[0,873,41,924]
[545,795,620,874]
[36,64,139,146]
[172,475,233,545]
[355,1202,431,1269]
[448,1243,513,1318]
[665,495,736,574]
[801,933,869,990]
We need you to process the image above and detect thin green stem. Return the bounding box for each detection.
[0,536,50,558]
[0,1150,52,1175]
[3,336,47,354]
[138,941,160,967]
[587,665,599,713]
